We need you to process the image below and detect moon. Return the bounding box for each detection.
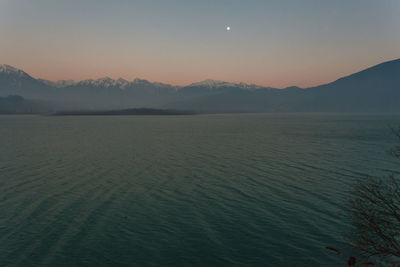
[226,26,231,31]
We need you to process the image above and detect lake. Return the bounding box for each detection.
[1,113,400,266]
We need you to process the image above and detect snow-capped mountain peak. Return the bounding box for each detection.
[76,77,141,89]
[188,79,262,89]
[0,64,31,79]
[189,79,229,88]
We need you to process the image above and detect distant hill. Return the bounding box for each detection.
[0,95,52,114]
[1,59,399,112]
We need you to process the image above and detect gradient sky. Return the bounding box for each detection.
[1,0,400,88]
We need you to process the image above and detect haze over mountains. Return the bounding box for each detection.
[0,59,399,113]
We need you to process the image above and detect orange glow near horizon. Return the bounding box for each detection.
[1,1,399,88]
[5,57,395,88]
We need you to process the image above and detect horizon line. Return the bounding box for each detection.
[2,58,399,89]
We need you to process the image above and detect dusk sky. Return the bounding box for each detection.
[1,0,399,88]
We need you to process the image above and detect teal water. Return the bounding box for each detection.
[1,114,400,266]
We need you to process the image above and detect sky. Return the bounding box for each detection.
[1,0,400,88]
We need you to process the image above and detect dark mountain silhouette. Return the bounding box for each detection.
[303,59,400,112]
[168,59,400,112]
[0,59,399,112]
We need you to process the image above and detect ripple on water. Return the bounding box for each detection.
[1,113,399,266]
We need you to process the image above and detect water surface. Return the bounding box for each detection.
[1,113,400,266]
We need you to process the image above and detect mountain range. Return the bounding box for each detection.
[0,58,399,113]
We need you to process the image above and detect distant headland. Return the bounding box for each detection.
[52,108,196,116]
